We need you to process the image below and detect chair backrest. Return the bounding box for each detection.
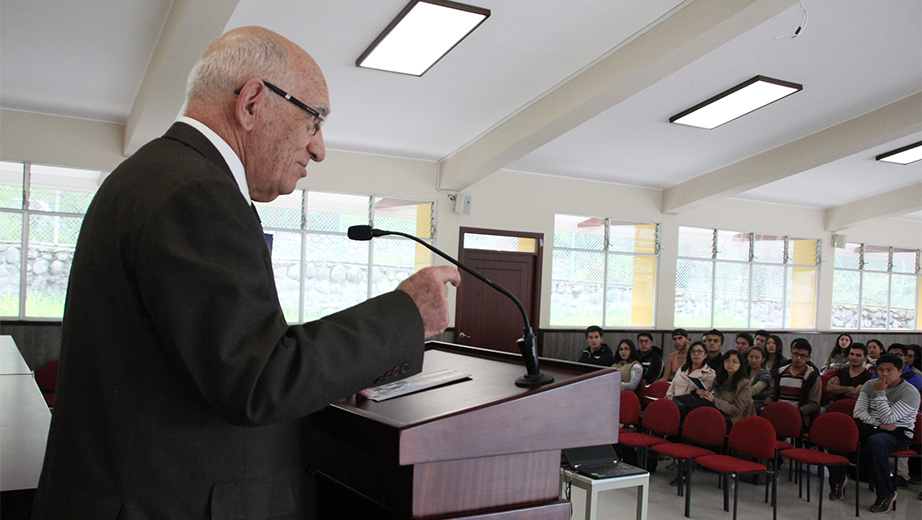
[35,360,59,392]
[728,416,777,460]
[807,412,858,454]
[620,390,641,427]
[642,398,681,437]
[827,398,857,417]
[646,380,670,399]
[683,406,727,447]
[760,401,802,438]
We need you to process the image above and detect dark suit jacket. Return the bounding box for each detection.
[32,123,424,519]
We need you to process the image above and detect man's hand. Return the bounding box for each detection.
[879,423,897,431]
[874,378,888,391]
[828,376,840,386]
[397,266,461,338]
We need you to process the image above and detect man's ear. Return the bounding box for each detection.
[235,79,264,132]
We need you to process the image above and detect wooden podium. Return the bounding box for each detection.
[312,341,620,519]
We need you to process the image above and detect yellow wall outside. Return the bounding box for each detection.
[414,203,432,273]
[631,224,657,327]
[790,239,818,328]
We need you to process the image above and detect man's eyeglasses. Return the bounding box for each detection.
[791,352,810,359]
[235,80,325,134]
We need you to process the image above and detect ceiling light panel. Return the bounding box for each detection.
[357,0,490,76]
[876,141,922,165]
[670,76,802,130]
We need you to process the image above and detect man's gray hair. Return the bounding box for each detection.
[186,30,291,105]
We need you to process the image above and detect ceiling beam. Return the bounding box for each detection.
[662,92,922,214]
[436,0,798,192]
[123,0,240,156]
[826,183,922,232]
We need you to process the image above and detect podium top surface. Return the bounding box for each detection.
[315,342,620,465]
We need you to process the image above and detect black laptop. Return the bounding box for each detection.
[563,444,648,479]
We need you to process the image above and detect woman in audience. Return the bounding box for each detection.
[612,339,644,391]
[697,349,754,427]
[746,346,772,411]
[665,341,715,399]
[866,339,884,372]
[765,335,788,374]
[822,333,853,372]
[905,344,922,380]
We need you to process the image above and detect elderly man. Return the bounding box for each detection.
[33,27,459,519]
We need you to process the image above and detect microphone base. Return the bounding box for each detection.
[515,372,555,388]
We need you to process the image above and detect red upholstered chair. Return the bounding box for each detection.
[35,360,59,408]
[641,380,670,408]
[619,390,642,432]
[826,398,857,417]
[618,398,680,469]
[760,401,804,481]
[694,417,779,520]
[780,412,860,520]
[650,406,727,517]
[888,413,922,512]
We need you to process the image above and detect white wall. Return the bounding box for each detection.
[3,109,921,330]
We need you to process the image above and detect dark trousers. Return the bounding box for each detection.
[829,430,911,499]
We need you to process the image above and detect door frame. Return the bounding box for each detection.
[456,227,544,339]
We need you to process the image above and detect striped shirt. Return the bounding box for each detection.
[854,379,921,439]
[776,364,816,404]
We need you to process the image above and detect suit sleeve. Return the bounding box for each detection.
[133,175,424,426]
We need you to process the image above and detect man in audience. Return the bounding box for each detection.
[754,330,769,350]
[764,340,822,429]
[636,332,663,385]
[825,343,871,401]
[870,344,922,391]
[827,354,919,512]
[659,329,690,383]
[735,332,753,357]
[577,325,614,366]
[704,329,724,367]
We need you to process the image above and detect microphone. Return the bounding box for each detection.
[348,225,554,388]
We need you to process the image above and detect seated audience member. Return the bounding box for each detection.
[822,333,853,372]
[826,354,919,512]
[658,329,691,383]
[754,330,769,350]
[612,339,644,391]
[636,332,664,385]
[870,344,922,391]
[825,343,872,401]
[735,332,753,357]
[704,329,724,367]
[905,344,922,380]
[765,334,788,374]
[697,350,755,427]
[577,325,614,366]
[746,346,772,411]
[764,340,822,430]
[665,341,716,400]
[866,339,884,372]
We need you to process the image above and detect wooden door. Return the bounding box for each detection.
[454,228,542,354]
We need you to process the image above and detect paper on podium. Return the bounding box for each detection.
[364,368,472,402]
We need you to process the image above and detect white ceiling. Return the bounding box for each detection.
[1,0,920,223]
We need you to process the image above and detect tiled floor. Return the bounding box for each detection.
[564,462,922,519]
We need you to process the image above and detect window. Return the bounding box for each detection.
[831,243,920,330]
[256,191,434,323]
[675,227,819,329]
[551,214,659,327]
[0,161,101,319]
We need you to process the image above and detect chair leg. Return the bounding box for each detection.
[772,467,778,520]
[855,451,860,518]
[723,473,730,511]
[817,465,824,520]
[685,460,692,518]
[806,462,812,503]
[732,473,740,520]
[798,461,804,498]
